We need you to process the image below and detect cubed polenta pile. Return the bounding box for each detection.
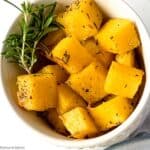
[115,51,135,67]
[14,0,145,139]
[17,74,57,111]
[82,38,114,68]
[66,60,108,104]
[51,37,93,74]
[47,108,67,135]
[89,96,133,131]
[39,65,69,84]
[57,0,102,40]
[96,19,140,54]
[104,61,144,98]
[57,84,86,114]
[60,107,98,138]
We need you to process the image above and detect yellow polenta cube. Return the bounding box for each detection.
[96,19,140,54]
[17,74,57,111]
[47,108,67,135]
[57,0,102,40]
[66,61,108,104]
[82,38,114,68]
[57,84,86,114]
[60,107,98,138]
[89,96,133,131]
[115,50,135,67]
[39,65,69,84]
[51,37,93,74]
[104,61,144,98]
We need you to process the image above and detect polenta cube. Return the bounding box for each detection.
[82,38,114,68]
[17,74,57,111]
[57,0,103,40]
[115,50,135,67]
[47,108,67,135]
[51,37,93,74]
[82,38,100,56]
[104,61,144,98]
[89,96,133,131]
[66,60,108,104]
[42,29,66,47]
[96,51,114,68]
[96,19,140,54]
[57,84,86,114]
[40,30,65,60]
[60,107,98,138]
[39,65,69,84]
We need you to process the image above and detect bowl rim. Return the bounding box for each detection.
[1,0,150,148]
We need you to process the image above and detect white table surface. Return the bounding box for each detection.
[0,0,150,150]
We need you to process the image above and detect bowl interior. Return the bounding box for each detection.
[1,0,150,148]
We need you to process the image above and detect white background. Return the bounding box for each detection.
[0,0,150,149]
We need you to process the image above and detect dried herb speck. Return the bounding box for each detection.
[110,36,114,40]
[96,51,101,55]
[93,22,97,29]
[86,13,90,19]
[124,84,127,88]
[62,51,70,64]
[85,89,89,92]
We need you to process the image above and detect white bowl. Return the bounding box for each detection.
[1,0,150,149]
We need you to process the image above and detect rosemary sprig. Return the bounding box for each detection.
[2,0,59,74]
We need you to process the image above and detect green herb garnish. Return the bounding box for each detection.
[2,0,59,73]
